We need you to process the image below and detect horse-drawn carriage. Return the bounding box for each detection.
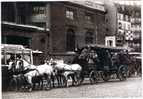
[1,44,42,91]
[73,44,129,84]
[1,44,130,91]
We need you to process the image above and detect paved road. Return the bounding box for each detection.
[2,77,142,98]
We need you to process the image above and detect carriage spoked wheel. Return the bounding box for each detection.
[117,66,128,81]
[102,72,110,82]
[89,71,97,84]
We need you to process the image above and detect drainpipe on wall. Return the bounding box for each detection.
[14,2,18,23]
[45,3,51,56]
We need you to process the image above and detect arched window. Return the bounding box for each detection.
[66,29,75,51]
[85,31,93,44]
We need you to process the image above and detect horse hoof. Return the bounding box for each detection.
[66,83,70,87]
[45,87,50,90]
[29,88,32,92]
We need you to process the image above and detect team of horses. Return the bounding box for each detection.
[7,58,82,92]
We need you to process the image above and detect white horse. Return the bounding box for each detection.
[8,61,14,69]
[16,59,36,71]
[52,59,82,71]
[49,59,82,87]
[21,60,54,91]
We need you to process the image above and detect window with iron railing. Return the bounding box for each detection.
[66,10,74,20]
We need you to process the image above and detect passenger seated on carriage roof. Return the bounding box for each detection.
[7,54,15,65]
[87,50,100,65]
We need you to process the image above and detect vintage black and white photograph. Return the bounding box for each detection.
[1,0,142,98]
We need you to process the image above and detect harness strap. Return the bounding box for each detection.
[34,68,40,76]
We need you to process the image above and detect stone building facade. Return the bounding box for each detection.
[50,2,106,53]
[2,1,106,62]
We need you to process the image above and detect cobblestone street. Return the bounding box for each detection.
[2,77,142,98]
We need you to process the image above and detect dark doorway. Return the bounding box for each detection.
[66,29,75,51]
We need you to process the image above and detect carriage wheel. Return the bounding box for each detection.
[89,71,97,84]
[102,72,110,82]
[117,66,128,81]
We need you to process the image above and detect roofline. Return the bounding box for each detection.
[68,1,106,12]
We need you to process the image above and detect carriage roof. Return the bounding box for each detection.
[1,44,43,54]
[81,44,128,52]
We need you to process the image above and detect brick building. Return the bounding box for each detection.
[1,1,106,62]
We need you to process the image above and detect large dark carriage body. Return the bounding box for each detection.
[73,44,129,84]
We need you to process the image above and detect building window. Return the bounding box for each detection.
[85,31,94,44]
[118,13,123,20]
[125,15,129,21]
[135,12,140,17]
[66,9,74,20]
[2,2,15,22]
[125,23,128,30]
[131,18,134,23]
[118,13,121,20]
[32,6,46,15]
[128,24,131,30]
[31,4,46,27]
[107,40,113,47]
[66,29,75,51]
[85,13,94,22]
[106,28,109,32]
[118,22,122,29]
